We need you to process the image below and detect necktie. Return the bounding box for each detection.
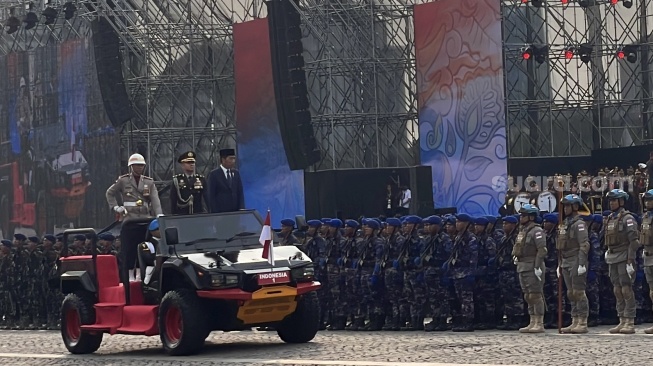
[227,170,233,186]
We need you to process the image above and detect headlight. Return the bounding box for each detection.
[291,266,314,282]
[210,273,239,287]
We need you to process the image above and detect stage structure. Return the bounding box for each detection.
[504,0,653,158]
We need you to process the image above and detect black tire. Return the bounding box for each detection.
[158,289,208,356]
[276,291,320,343]
[61,292,103,354]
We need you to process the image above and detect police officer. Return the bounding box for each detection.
[513,204,547,333]
[170,151,207,215]
[106,153,163,220]
[604,189,640,334]
[557,194,590,334]
[279,219,299,246]
[640,189,653,333]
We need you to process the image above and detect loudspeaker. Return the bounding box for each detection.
[91,18,134,127]
[267,0,321,170]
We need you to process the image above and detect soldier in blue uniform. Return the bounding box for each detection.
[325,219,343,330]
[381,218,405,331]
[494,215,524,330]
[303,219,328,329]
[443,213,478,332]
[279,219,299,246]
[599,210,618,325]
[340,220,361,330]
[586,214,603,327]
[353,219,385,330]
[398,215,423,330]
[419,215,452,331]
[541,213,560,329]
[472,216,497,330]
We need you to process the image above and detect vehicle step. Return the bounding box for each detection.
[116,305,159,336]
[93,303,124,331]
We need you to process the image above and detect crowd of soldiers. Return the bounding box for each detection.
[281,188,653,334]
[0,232,118,330]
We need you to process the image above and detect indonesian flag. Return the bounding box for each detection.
[259,210,274,265]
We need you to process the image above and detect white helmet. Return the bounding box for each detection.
[128,153,146,166]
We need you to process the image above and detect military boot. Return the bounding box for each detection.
[644,324,653,334]
[619,317,636,334]
[525,315,545,333]
[571,317,588,334]
[363,314,383,331]
[519,316,535,333]
[608,317,625,334]
[424,319,437,332]
[381,315,396,331]
[452,317,474,332]
[327,317,346,331]
[587,315,599,327]
[346,317,365,331]
[560,317,578,333]
[543,313,557,329]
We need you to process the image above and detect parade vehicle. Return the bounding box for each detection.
[56,210,321,356]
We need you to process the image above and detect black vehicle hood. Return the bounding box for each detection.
[182,245,311,271]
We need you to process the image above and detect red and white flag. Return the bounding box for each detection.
[259,210,274,265]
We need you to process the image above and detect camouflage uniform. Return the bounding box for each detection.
[598,223,618,324]
[543,226,561,328]
[557,215,590,333]
[635,247,646,324]
[355,224,385,330]
[24,247,45,329]
[421,221,452,331]
[586,227,602,326]
[340,229,360,330]
[399,228,423,330]
[41,243,60,329]
[473,228,497,330]
[639,211,653,332]
[513,220,547,333]
[444,221,478,332]
[302,224,327,328]
[325,225,344,330]
[381,227,405,330]
[494,227,524,330]
[0,243,14,329]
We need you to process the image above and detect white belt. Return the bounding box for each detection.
[124,202,145,207]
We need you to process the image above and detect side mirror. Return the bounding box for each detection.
[165,227,179,246]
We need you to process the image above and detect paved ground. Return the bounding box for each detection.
[0,326,649,365]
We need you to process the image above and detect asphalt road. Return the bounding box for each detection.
[0,326,648,366]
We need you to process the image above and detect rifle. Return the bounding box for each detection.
[557,177,564,334]
[418,235,437,267]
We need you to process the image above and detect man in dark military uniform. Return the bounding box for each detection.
[355,218,385,331]
[541,213,561,329]
[170,151,207,215]
[279,219,299,246]
[420,216,452,332]
[586,214,603,327]
[324,219,343,330]
[41,234,60,329]
[472,216,497,330]
[0,240,14,329]
[303,220,327,329]
[339,220,360,330]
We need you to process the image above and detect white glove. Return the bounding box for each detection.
[626,263,635,277]
[157,213,164,217]
[604,251,608,260]
[534,267,543,281]
[114,206,126,214]
[577,265,587,275]
[556,266,561,278]
[512,256,518,265]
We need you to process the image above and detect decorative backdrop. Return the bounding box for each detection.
[415,0,507,216]
[234,18,305,225]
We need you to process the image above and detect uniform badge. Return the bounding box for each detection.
[577,223,585,231]
[194,178,203,190]
[607,222,615,230]
[143,184,150,197]
[535,232,543,239]
[644,223,650,230]
[516,233,524,242]
[626,219,634,227]
[189,152,194,157]
[559,227,567,236]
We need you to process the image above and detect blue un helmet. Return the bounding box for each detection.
[606,189,629,201]
[519,203,540,216]
[644,189,653,201]
[561,194,583,206]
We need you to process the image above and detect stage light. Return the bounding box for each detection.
[532,0,544,7]
[610,0,618,4]
[618,45,638,63]
[623,0,633,7]
[561,0,569,4]
[564,47,575,60]
[578,0,594,8]
[43,7,58,25]
[579,43,593,64]
[522,47,533,60]
[532,45,548,64]
[63,2,77,20]
[23,11,38,30]
[5,16,21,34]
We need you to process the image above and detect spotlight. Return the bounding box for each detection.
[578,43,593,64]
[42,7,58,25]
[577,0,595,8]
[617,45,638,63]
[63,2,77,20]
[610,0,618,4]
[561,0,569,3]
[564,47,575,60]
[532,0,544,7]
[23,11,38,30]
[532,45,548,64]
[5,16,21,34]
[623,0,633,7]
[522,47,533,60]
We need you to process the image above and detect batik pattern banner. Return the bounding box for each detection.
[234,18,305,225]
[415,0,507,216]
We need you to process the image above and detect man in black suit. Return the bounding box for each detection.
[207,148,245,213]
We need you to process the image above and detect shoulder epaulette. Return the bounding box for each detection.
[142,175,153,180]
[174,173,184,178]
[196,174,204,178]
[119,173,129,178]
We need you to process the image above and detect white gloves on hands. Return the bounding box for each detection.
[577,265,587,275]
[513,256,518,265]
[114,206,126,214]
[534,267,543,281]
[157,213,164,217]
[556,266,561,278]
[626,263,635,277]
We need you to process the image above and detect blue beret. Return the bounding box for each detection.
[14,233,26,241]
[503,216,518,224]
[456,213,472,222]
[345,219,359,228]
[280,218,296,227]
[329,219,343,228]
[1,239,12,247]
[534,216,543,224]
[592,214,603,224]
[364,219,380,229]
[385,218,402,227]
[98,232,115,241]
[74,234,86,241]
[307,220,323,227]
[445,216,456,224]
[474,217,489,226]
[148,219,159,231]
[44,234,57,243]
[372,218,382,227]
[28,236,40,243]
[321,218,331,224]
[602,210,612,217]
[484,215,497,224]
[405,215,421,225]
[399,216,407,221]
[543,213,558,224]
[423,216,442,225]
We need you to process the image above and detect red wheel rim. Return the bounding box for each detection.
[65,308,81,345]
[165,306,182,345]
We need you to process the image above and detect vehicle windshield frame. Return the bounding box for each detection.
[158,210,267,254]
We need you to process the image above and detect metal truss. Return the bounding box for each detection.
[503,0,653,158]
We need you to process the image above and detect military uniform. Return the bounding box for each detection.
[420,216,452,332]
[494,216,524,330]
[355,219,385,331]
[640,210,653,333]
[604,207,640,333]
[106,173,163,219]
[381,218,405,331]
[557,215,590,333]
[170,151,207,215]
[586,217,603,327]
[513,219,547,333]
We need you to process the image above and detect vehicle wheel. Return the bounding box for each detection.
[61,292,103,354]
[276,291,320,343]
[158,289,208,356]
